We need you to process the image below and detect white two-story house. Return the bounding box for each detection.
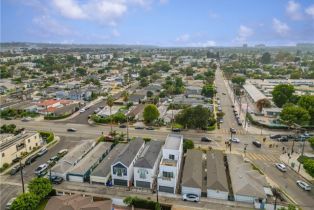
[134,141,163,189]
[111,138,145,187]
[157,134,183,194]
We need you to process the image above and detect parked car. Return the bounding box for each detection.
[47,160,56,167]
[35,163,48,176]
[252,140,261,148]
[278,136,288,142]
[10,164,24,175]
[12,156,22,163]
[50,155,60,162]
[57,149,68,157]
[222,92,226,95]
[119,124,127,128]
[230,137,240,143]
[172,128,181,132]
[79,109,86,113]
[5,197,17,210]
[37,147,48,156]
[94,108,101,113]
[270,134,281,139]
[182,194,199,202]
[231,105,235,108]
[237,120,243,126]
[67,128,77,132]
[219,118,223,123]
[275,163,287,172]
[230,128,236,134]
[146,127,155,130]
[201,137,212,142]
[135,126,144,130]
[25,154,39,165]
[50,175,64,184]
[296,180,311,191]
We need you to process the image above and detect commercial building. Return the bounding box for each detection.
[134,140,163,189]
[90,144,127,185]
[158,134,183,194]
[181,149,203,197]
[243,83,267,103]
[111,138,145,187]
[51,140,96,180]
[206,150,229,200]
[0,131,42,167]
[67,142,112,183]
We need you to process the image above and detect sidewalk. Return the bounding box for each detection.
[280,153,313,182]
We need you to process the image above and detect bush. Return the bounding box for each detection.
[39,131,54,144]
[143,138,151,142]
[123,196,157,209]
[11,192,40,210]
[183,139,194,153]
[44,113,72,120]
[308,137,314,150]
[207,124,216,131]
[0,163,10,172]
[28,178,53,200]
[303,158,314,177]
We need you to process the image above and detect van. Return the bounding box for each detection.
[25,154,39,165]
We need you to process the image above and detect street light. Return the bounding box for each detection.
[19,159,25,193]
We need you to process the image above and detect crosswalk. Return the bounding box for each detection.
[245,152,280,163]
[213,128,246,135]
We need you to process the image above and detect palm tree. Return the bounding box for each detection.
[122,91,129,141]
[122,91,129,103]
[256,98,271,112]
[107,95,114,133]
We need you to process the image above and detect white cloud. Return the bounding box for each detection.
[188,40,216,47]
[272,18,290,36]
[112,29,120,37]
[176,34,190,42]
[236,25,254,42]
[286,0,303,20]
[32,15,72,36]
[52,0,87,19]
[208,11,219,19]
[305,4,314,18]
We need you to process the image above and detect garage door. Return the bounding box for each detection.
[113,179,128,186]
[136,181,150,188]
[159,186,174,193]
[68,175,84,183]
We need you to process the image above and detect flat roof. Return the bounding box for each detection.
[164,134,183,150]
[181,149,202,188]
[68,142,112,175]
[134,141,163,169]
[243,83,267,103]
[91,143,127,177]
[206,150,228,191]
[0,131,38,152]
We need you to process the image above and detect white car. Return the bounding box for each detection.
[296,180,311,191]
[275,163,287,172]
[182,194,199,202]
[230,137,240,143]
[6,197,17,210]
[79,109,86,113]
[34,163,48,175]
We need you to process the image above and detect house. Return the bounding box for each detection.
[44,194,112,210]
[90,144,127,185]
[206,150,229,200]
[185,86,202,95]
[158,134,183,194]
[50,140,96,180]
[111,138,145,187]
[134,140,163,189]
[227,154,267,207]
[0,132,42,167]
[67,142,112,182]
[97,106,120,117]
[129,93,146,104]
[262,108,282,117]
[181,149,202,197]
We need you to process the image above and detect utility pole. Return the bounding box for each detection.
[298,138,306,173]
[229,130,233,152]
[126,116,129,142]
[20,160,25,193]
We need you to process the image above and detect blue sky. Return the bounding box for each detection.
[1,0,314,46]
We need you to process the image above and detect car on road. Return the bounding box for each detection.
[5,197,17,210]
[50,175,64,184]
[10,164,24,175]
[230,137,240,143]
[119,124,127,128]
[172,128,181,132]
[296,180,311,191]
[252,140,261,148]
[182,194,199,202]
[275,163,287,172]
[35,163,48,176]
[222,92,226,95]
[25,154,39,165]
[94,108,101,113]
[37,147,48,156]
[57,149,68,157]
[79,108,86,113]
[270,134,281,139]
[135,126,144,129]
[67,128,77,132]
[277,136,288,142]
[21,117,32,122]
[231,105,235,108]
[201,137,212,142]
[230,128,236,134]
[146,127,155,130]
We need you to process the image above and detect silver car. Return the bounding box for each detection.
[34,163,48,175]
[182,194,199,202]
[296,180,311,191]
[275,163,287,172]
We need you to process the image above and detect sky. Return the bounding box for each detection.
[1,0,314,46]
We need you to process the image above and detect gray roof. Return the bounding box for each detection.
[68,142,112,175]
[134,141,163,169]
[227,154,267,199]
[0,132,38,152]
[181,149,202,189]
[113,138,145,167]
[243,83,267,103]
[164,134,183,150]
[206,150,228,192]
[91,144,127,177]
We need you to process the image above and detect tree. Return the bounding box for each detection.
[256,98,271,112]
[298,95,314,125]
[272,84,295,108]
[143,104,160,124]
[11,193,40,210]
[201,85,215,97]
[231,76,246,87]
[28,177,52,200]
[183,139,194,153]
[122,91,129,103]
[261,52,271,64]
[107,95,115,132]
[280,105,310,126]
[140,78,149,87]
[175,105,211,129]
[290,70,301,79]
[0,124,16,134]
[146,91,153,98]
[76,67,86,76]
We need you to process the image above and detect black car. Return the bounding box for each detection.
[12,157,22,164]
[270,134,281,139]
[50,176,63,184]
[172,128,181,132]
[25,154,39,165]
[134,126,144,129]
[252,140,262,148]
[201,137,212,142]
[146,127,155,130]
[10,164,24,175]
[67,128,77,132]
[119,124,127,128]
[278,136,288,142]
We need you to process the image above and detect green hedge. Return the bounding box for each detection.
[308,137,314,150]
[298,155,314,178]
[123,196,170,210]
[207,124,216,131]
[44,113,72,120]
[91,113,127,124]
[39,131,54,144]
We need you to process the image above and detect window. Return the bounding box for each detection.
[169,154,175,160]
[162,171,173,178]
[28,139,30,143]
[36,143,38,146]
[113,167,127,176]
[29,146,31,150]
[139,169,147,179]
[2,153,4,157]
